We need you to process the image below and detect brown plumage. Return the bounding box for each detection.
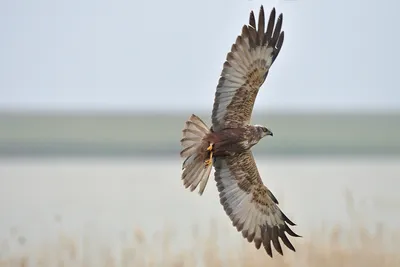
[180,6,301,258]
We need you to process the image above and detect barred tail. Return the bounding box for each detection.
[180,114,212,195]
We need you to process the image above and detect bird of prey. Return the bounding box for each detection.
[179,6,300,257]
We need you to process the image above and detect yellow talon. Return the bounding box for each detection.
[204,151,213,167]
[204,159,211,166]
[207,143,213,151]
[204,143,214,167]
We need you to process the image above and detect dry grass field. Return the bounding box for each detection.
[0,194,398,267]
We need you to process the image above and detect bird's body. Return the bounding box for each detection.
[207,125,260,157]
[193,125,271,159]
[179,5,301,258]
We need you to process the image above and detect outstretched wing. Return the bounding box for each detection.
[214,150,300,257]
[211,6,284,131]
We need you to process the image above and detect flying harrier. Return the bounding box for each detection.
[180,6,300,257]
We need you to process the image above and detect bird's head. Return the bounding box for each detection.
[255,125,273,139]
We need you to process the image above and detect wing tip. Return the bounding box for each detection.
[271,7,276,16]
[278,12,283,23]
[282,211,296,226]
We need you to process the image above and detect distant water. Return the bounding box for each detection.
[0,156,399,256]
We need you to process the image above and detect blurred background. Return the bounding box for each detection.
[1,0,400,266]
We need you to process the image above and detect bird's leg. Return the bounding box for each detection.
[204,143,214,167]
[204,151,213,167]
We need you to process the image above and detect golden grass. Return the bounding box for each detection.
[1,193,399,267]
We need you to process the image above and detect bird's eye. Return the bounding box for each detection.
[262,128,267,132]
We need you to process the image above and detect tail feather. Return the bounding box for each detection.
[180,144,198,158]
[180,114,213,195]
[198,164,212,195]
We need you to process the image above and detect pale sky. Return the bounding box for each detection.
[0,0,399,112]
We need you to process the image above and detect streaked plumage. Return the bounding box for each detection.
[180,6,301,257]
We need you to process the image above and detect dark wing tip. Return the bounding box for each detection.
[277,13,284,34]
[257,5,265,40]
[285,223,302,238]
[260,217,301,257]
[249,10,256,28]
[271,13,283,45]
[259,5,265,23]
[282,211,296,226]
[271,7,276,17]
[263,8,276,45]
[280,229,296,252]
[271,226,284,255]
[267,189,279,204]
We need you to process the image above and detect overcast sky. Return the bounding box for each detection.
[0,0,399,112]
